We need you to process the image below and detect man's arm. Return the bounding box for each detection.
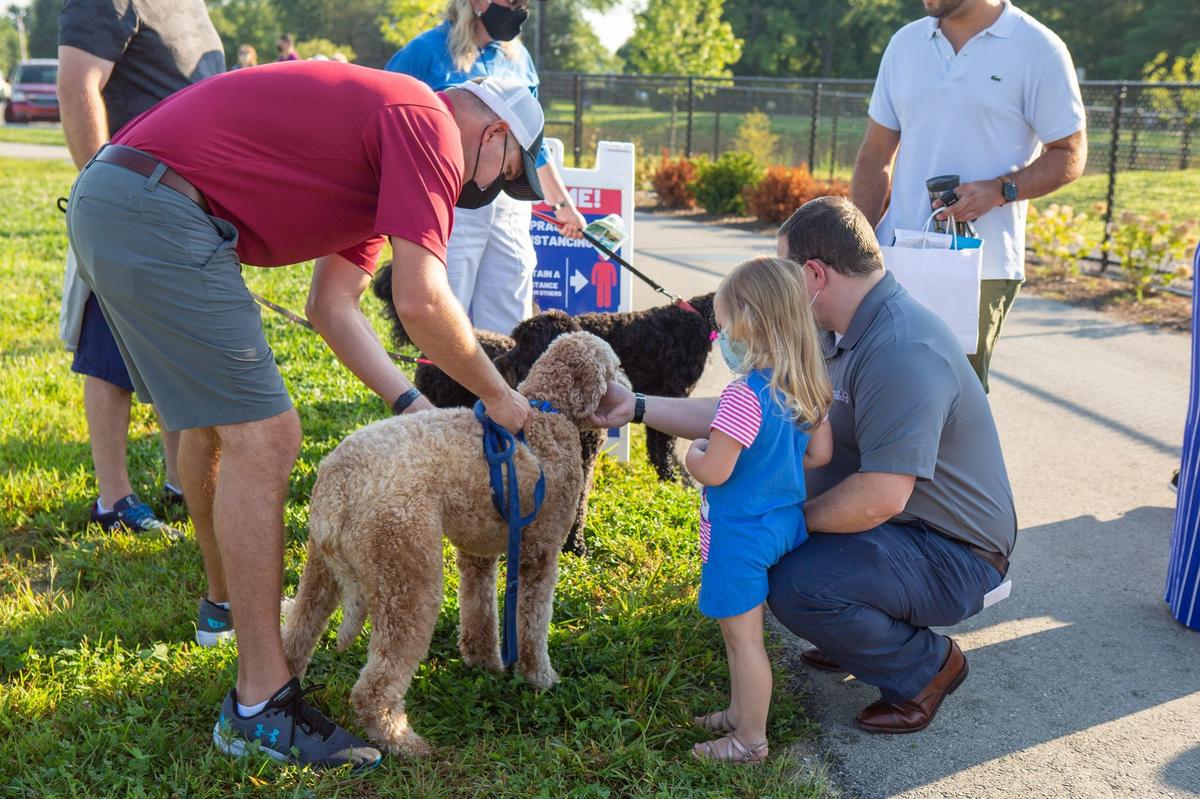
[536,161,585,238]
[804,471,916,534]
[851,119,901,229]
[57,45,115,170]
[306,254,434,414]
[387,237,530,433]
[937,130,1088,222]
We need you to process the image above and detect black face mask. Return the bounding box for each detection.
[479,2,527,42]
[457,133,508,209]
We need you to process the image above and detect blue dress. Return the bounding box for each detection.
[1167,243,1200,631]
[699,370,812,619]
[384,21,548,169]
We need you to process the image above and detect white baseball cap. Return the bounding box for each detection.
[456,77,545,201]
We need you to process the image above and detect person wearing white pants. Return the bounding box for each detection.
[385,0,584,334]
[448,191,537,333]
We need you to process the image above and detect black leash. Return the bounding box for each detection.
[532,209,716,333]
[475,398,558,667]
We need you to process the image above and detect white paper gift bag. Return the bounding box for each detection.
[880,209,983,354]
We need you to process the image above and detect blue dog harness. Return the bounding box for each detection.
[474,398,560,667]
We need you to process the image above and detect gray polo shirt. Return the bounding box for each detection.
[806,271,1017,556]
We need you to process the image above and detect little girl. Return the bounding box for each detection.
[687,255,832,765]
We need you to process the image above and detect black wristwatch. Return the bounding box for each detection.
[1001,177,1018,204]
[392,387,423,415]
[632,393,646,425]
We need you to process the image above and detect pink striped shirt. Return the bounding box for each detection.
[699,380,763,562]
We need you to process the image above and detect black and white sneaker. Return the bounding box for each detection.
[213,678,381,771]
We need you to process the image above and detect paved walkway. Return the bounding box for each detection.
[634,211,1200,799]
[0,141,71,161]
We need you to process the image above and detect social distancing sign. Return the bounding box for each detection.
[532,139,634,461]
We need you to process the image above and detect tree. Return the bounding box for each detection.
[273,0,393,66]
[622,0,742,149]
[378,0,441,52]
[623,0,741,78]
[206,0,282,69]
[295,37,356,61]
[537,3,621,73]
[0,17,19,80]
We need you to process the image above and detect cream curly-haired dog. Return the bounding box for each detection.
[281,332,624,757]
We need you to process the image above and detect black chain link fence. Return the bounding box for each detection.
[538,73,1200,281]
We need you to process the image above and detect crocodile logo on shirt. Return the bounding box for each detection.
[990,74,1003,82]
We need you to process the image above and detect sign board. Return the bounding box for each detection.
[531,139,635,462]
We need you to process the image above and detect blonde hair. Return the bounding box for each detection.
[445,0,526,73]
[717,256,832,428]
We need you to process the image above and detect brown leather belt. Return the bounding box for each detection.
[924,524,1009,578]
[95,144,209,213]
[967,544,1009,579]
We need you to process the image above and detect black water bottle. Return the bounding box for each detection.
[926,175,978,239]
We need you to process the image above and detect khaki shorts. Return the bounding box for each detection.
[66,157,292,432]
[967,278,1022,393]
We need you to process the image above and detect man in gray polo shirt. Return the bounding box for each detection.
[587,196,1016,734]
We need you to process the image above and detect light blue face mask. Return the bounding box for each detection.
[717,329,748,373]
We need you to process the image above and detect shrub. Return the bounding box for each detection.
[735,110,779,166]
[634,149,666,192]
[651,155,699,209]
[743,164,849,224]
[1026,203,1091,276]
[689,151,764,215]
[1107,210,1196,301]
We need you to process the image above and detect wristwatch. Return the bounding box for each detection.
[550,198,572,211]
[1000,177,1018,204]
[632,393,646,425]
[392,386,423,415]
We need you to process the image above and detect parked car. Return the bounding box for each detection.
[4,59,59,123]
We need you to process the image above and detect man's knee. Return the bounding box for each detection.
[217,409,301,469]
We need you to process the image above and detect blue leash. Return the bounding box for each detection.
[474,398,559,667]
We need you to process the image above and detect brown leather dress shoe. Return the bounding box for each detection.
[800,647,844,672]
[854,637,968,734]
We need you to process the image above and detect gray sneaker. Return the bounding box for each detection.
[213,678,382,771]
[195,598,235,647]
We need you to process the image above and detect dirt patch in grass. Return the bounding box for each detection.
[1023,268,1192,333]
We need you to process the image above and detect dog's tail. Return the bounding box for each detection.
[281,538,342,680]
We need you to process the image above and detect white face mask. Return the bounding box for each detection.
[717,329,748,373]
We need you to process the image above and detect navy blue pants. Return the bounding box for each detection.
[767,522,1003,702]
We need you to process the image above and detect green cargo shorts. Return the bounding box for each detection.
[66,156,293,432]
[967,278,1022,394]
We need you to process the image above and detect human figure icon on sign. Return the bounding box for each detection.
[591,260,617,309]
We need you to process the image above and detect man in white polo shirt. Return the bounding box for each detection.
[852,0,1087,391]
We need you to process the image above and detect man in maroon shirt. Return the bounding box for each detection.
[66,64,546,768]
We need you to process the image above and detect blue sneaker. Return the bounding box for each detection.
[91,493,182,540]
[196,597,235,647]
[213,678,382,770]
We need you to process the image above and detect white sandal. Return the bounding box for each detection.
[692,733,769,765]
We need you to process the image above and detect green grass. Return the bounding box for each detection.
[1038,168,1200,244]
[0,124,66,146]
[0,157,830,798]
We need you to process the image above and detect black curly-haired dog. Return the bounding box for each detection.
[373,262,717,484]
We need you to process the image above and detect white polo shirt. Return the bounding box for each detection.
[868,1,1085,281]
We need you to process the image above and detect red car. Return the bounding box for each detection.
[4,59,59,124]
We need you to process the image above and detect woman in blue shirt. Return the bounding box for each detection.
[386,0,586,334]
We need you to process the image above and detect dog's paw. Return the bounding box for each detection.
[382,730,433,758]
[462,649,504,673]
[520,663,560,691]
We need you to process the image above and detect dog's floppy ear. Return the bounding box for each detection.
[518,332,618,421]
[371,261,414,348]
